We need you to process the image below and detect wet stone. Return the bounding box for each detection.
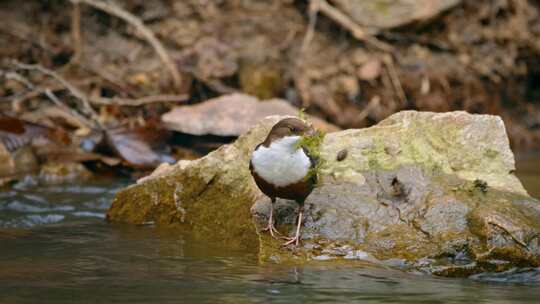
[108,111,540,276]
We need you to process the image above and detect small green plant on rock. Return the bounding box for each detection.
[295,109,326,183]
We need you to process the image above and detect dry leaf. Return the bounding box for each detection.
[105,126,174,169]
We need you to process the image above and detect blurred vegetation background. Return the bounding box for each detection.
[1,0,540,182]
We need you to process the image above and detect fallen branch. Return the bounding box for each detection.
[70,1,82,64]
[204,79,238,95]
[1,70,37,111]
[79,64,137,96]
[11,61,102,129]
[1,70,35,90]
[300,0,320,53]
[191,70,238,94]
[8,62,188,108]
[43,89,97,129]
[315,0,393,52]
[382,55,407,107]
[355,95,380,124]
[92,94,189,106]
[70,0,182,90]
[1,68,97,128]
[9,84,66,105]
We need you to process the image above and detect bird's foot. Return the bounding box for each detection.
[283,210,303,246]
[283,235,300,246]
[261,203,281,239]
[262,222,282,238]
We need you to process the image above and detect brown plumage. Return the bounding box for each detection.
[249,118,317,245]
[259,118,313,147]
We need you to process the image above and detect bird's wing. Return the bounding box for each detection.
[301,146,318,168]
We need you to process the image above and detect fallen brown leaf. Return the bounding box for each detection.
[105,126,174,169]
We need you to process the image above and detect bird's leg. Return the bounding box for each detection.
[284,204,304,246]
[262,198,281,238]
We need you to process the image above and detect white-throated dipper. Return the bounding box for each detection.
[250,118,317,246]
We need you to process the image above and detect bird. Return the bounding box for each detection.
[249,118,317,246]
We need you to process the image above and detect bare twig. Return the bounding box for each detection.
[1,70,35,90]
[92,94,189,106]
[3,72,97,128]
[355,95,380,124]
[70,0,182,90]
[12,61,98,115]
[11,86,59,105]
[382,55,407,107]
[12,61,102,129]
[76,62,139,96]
[43,89,96,128]
[9,84,69,104]
[70,1,82,64]
[6,64,188,108]
[278,27,300,51]
[1,70,36,112]
[205,80,238,94]
[2,69,97,128]
[191,71,238,94]
[300,0,320,53]
[315,0,393,52]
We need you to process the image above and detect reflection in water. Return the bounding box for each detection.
[515,154,540,199]
[1,221,539,304]
[0,158,538,303]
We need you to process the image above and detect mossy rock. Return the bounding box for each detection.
[108,111,540,276]
[107,116,283,249]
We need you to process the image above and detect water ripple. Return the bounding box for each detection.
[0,180,126,228]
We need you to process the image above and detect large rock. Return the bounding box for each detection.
[107,117,272,249]
[161,93,339,136]
[107,111,540,276]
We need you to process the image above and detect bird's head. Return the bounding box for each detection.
[263,118,315,146]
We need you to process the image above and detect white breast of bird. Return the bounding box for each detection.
[251,135,311,187]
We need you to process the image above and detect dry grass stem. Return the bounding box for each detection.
[71,0,182,90]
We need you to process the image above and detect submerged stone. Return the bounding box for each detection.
[107,111,540,276]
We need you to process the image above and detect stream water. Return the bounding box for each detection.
[0,156,539,303]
